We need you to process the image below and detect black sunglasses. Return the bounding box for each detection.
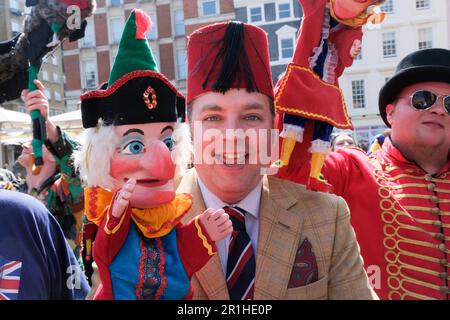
[407,90,450,114]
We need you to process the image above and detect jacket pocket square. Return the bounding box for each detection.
[288,238,319,288]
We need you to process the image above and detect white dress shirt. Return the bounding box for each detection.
[197,177,262,274]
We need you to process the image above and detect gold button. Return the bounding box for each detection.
[425,174,433,181]
[433,220,443,228]
[427,183,436,191]
[438,243,447,252]
[439,272,448,280]
[440,286,449,294]
[441,259,448,266]
[434,233,445,240]
[431,208,441,215]
[431,196,439,204]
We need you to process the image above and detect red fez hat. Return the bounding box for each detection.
[186,21,274,105]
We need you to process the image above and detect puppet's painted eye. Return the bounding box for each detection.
[163,137,174,151]
[122,141,145,154]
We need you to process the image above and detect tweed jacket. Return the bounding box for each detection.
[178,169,377,300]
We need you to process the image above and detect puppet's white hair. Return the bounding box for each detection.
[73,120,118,189]
[74,119,192,189]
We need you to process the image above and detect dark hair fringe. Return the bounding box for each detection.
[202,21,255,94]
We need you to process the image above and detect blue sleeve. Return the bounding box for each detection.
[44,213,90,300]
[0,190,90,300]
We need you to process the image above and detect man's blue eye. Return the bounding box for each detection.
[163,137,174,150]
[122,141,145,154]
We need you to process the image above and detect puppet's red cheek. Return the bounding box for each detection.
[110,156,142,179]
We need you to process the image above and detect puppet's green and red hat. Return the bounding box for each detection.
[80,9,185,128]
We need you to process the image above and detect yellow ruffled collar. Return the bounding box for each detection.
[85,187,192,238]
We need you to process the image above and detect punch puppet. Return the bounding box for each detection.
[76,9,232,300]
[274,0,386,191]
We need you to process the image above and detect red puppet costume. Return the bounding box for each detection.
[274,0,385,191]
[278,48,450,300]
[77,9,232,300]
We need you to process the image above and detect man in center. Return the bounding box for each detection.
[178,21,376,300]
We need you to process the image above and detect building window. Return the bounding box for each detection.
[42,70,49,81]
[249,6,263,23]
[380,0,394,14]
[152,50,160,70]
[177,49,187,80]
[174,10,185,36]
[109,0,122,6]
[9,0,21,15]
[382,32,396,58]
[280,38,294,60]
[111,18,124,44]
[53,72,59,83]
[278,2,292,19]
[354,52,362,61]
[418,27,433,50]
[52,55,58,66]
[44,89,52,100]
[352,80,366,109]
[82,19,95,47]
[9,0,19,10]
[355,125,387,147]
[416,0,430,10]
[202,0,217,16]
[147,13,157,40]
[82,60,98,89]
[11,19,21,37]
[54,91,62,102]
[111,47,118,66]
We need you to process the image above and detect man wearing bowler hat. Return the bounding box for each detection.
[280,48,450,300]
[178,21,376,300]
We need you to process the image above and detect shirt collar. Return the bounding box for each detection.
[197,177,262,219]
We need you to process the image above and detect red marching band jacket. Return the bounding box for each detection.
[278,139,450,300]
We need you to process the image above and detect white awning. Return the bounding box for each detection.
[0,107,31,124]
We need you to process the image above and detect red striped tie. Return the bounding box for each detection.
[224,206,256,300]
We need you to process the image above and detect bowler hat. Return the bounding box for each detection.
[379,48,450,126]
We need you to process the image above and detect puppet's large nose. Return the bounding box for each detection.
[141,140,175,180]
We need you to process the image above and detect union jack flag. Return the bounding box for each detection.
[0,256,22,300]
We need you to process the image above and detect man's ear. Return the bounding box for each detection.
[386,103,395,126]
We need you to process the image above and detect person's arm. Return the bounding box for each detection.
[176,215,217,278]
[23,79,83,203]
[93,198,132,266]
[327,197,378,300]
[43,209,90,300]
[298,0,326,15]
[177,208,232,278]
[329,28,364,78]
[93,180,135,266]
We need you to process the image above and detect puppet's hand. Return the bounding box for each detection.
[350,39,362,58]
[200,208,233,242]
[111,178,136,218]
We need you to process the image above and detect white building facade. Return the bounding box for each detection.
[340,0,449,144]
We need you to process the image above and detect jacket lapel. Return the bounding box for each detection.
[253,176,306,299]
[177,169,229,299]
[178,170,307,300]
